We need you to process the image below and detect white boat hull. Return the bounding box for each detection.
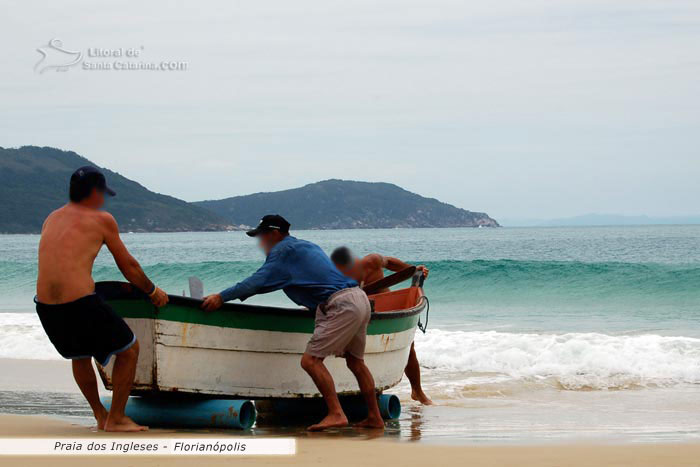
[96,282,425,398]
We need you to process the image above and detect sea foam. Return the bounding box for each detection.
[414,329,700,389]
[0,313,61,360]
[2,313,699,390]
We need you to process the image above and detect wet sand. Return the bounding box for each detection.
[0,359,78,392]
[2,358,700,445]
[1,414,700,466]
[1,359,700,465]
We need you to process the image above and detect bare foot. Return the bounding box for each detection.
[411,389,433,405]
[94,407,108,431]
[104,415,148,432]
[354,417,385,429]
[307,413,348,431]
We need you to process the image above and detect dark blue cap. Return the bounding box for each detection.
[246,214,290,237]
[70,166,116,197]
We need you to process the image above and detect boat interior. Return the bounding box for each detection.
[369,286,423,313]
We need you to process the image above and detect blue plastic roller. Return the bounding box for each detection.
[101,396,256,430]
[377,393,401,420]
[255,394,401,422]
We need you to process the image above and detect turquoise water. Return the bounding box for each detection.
[2,226,699,335]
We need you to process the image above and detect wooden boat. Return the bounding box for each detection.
[96,273,427,399]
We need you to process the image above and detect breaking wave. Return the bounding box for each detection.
[0,313,61,360]
[414,329,700,390]
[2,311,699,392]
[2,259,700,308]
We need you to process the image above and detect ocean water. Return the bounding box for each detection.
[1,226,699,442]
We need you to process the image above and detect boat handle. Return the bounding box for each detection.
[417,295,430,334]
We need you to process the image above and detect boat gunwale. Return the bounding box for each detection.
[95,281,427,321]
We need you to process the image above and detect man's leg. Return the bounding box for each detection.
[300,353,349,431]
[104,341,148,432]
[405,342,432,405]
[72,359,108,430]
[345,354,384,429]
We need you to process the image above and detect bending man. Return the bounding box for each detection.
[202,215,384,431]
[331,247,432,405]
[36,166,168,432]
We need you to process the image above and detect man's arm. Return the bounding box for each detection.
[368,253,429,278]
[101,213,168,307]
[202,249,290,311]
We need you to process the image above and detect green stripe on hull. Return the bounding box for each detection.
[108,300,419,335]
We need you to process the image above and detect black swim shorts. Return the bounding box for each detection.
[35,294,136,366]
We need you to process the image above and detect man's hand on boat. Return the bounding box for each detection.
[201,293,224,311]
[416,265,429,278]
[148,286,169,307]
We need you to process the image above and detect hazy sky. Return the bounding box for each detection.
[2,0,699,220]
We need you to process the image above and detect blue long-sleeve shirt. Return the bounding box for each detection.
[219,236,357,310]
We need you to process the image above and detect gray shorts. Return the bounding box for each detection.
[305,287,372,359]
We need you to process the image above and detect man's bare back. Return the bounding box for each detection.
[359,253,429,293]
[34,166,170,433]
[37,204,113,304]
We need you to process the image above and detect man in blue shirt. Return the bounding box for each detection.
[201,215,384,431]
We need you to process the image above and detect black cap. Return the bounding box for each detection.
[246,214,290,237]
[70,166,116,197]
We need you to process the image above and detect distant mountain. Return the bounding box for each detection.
[0,146,232,233]
[502,213,700,227]
[0,146,498,233]
[195,179,499,229]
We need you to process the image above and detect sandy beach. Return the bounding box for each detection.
[1,360,700,466]
[0,414,699,466]
[3,357,700,444]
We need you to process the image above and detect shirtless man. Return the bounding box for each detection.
[35,166,168,432]
[331,247,432,405]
